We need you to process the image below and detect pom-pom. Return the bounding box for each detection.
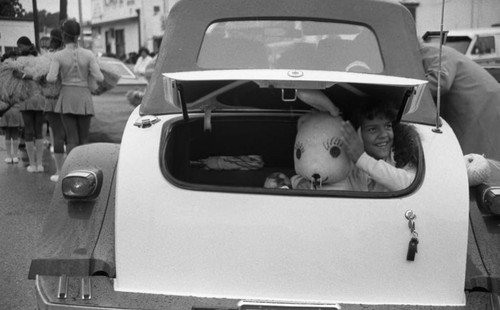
[0,63,29,103]
[15,54,51,79]
[464,153,491,186]
[90,60,121,95]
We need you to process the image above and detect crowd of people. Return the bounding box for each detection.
[0,19,104,182]
[0,19,157,182]
[108,45,158,80]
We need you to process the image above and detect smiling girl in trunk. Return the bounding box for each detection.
[341,100,420,191]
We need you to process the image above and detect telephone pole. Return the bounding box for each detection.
[60,0,68,23]
[32,0,40,50]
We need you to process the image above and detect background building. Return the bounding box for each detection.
[90,0,178,60]
[0,17,35,56]
[399,0,500,36]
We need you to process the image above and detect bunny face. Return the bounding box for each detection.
[294,111,353,188]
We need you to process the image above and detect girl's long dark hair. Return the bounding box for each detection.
[20,44,38,57]
[393,123,421,168]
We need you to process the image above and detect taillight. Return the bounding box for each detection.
[62,170,103,200]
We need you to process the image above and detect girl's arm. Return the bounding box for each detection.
[89,54,104,82]
[46,57,60,83]
[356,153,416,191]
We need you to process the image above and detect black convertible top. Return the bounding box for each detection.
[141,0,436,125]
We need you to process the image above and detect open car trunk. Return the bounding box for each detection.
[163,114,298,189]
[161,112,423,197]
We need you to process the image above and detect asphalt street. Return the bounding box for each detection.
[0,93,133,309]
[0,134,54,310]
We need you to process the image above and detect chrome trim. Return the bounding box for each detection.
[238,301,341,310]
[81,276,92,300]
[57,275,68,299]
[133,115,160,128]
[492,293,500,310]
[65,171,97,179]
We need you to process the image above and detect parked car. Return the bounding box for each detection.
[29,0,500,309]
[98,56,148,94]
[423,28,500,66]
[484,64,500,82]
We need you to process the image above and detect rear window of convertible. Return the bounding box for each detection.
[197,20,384,73]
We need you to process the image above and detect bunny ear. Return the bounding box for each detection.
[297,89,340,117]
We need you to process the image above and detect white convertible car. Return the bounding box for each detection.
[29,0,500,309]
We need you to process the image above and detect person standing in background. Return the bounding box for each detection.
[0,53,24,164]
[420,43,500,161]
[0,100,23,164]
[46,19,104,155]
[42,29,66,182]
[133,47,152,76]
[15,36,46,173]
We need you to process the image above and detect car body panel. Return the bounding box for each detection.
[28,143,119,279]
[446,28,500,66]
[161,70,428,116]
[423,28,500,67]
[114,107,469,306]
[484,65,500,82]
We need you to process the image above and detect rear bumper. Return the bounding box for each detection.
[35,275,500,310]
[35,275,239,310]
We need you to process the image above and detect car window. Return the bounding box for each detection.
[197,20,384,73]
[105,61,135,78]
[444,36,472,54]
[471,36,496,55]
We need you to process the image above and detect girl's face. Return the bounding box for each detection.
[360,115,394,160]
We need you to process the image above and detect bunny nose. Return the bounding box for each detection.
[311,173,322,189]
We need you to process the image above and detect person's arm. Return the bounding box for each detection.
[422,47,457,96]
[89,54,104,82]
[46,56,60,83]
[356,153,416,191]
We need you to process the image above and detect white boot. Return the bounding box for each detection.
[35,139,45,172]
[51,153,65,182]
[25,141,37,172]
[4,139,13,163]
[12,138,19,163]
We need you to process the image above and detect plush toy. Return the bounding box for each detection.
[264,110,354,190]
[264,90,354,190]
[464,153,491,186]
[292,111,354,189]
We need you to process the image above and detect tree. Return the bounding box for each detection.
[0,0,27,18]
[25,9,61,30]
